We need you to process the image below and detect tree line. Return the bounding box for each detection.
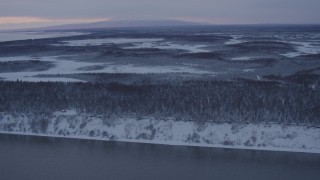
[0,80,319,125]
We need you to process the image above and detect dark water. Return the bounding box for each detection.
[0,134,319,180]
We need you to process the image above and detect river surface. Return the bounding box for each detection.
[0,134,319,180]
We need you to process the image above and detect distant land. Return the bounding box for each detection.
[2,20,319,32]
[6,20,207,32]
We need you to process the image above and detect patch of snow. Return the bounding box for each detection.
[53,109,78,116]
[0,56,102,82]
[194,33,225,35]
[0,55,215,82]
[125,41,210,53]
[60,38,163,46]
[281,52,301,58]
[225,35,245,45]
[0,31,88,42]
[231,56,254,61]
[0,112,319,154]
[256,75,262,80]
[0,56,40,62]
[297,42,320,54]
[243,69,255,72]
[281,41,320,57]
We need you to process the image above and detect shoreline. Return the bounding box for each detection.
[1,131,319,154]
[1,111,319,154]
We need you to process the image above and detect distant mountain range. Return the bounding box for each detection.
[28,20,207,31]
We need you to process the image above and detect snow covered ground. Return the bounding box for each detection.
[225,35,245,45]
[0,31,88,42]
[281,41,320,57]
[60,38,163,46]
[231,56,255,61]
[0,55,213,82]
[125,41,210,53]
[59,37,210,53]
[0,110,319,154]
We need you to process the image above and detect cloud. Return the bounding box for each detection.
[0,16,112,30]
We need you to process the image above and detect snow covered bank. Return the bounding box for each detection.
[0,110,319,153]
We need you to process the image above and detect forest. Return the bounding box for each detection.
[0,78,319,125]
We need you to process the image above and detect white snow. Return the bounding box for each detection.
[282,52,301,58]
[0,112,319,154]
[125,42,210,53]
[231,56,254,61]
[60,38,163,46]
[194,33,225,35]
[0,55,214,82]
[256,75,262,80]
[59,37,210,53]
[282,41,320,57]
[243,69,255,73]
[0,56,101,82]
[0,56,40,62]
[225,35,245,45]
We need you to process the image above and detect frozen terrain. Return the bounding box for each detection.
[0,110,319,153]
[59,38,210,53]
[0,55,213,82]
[0,31,87,42]
[125,41,210,53]
[231,56,255,61]
[1,26,320,82]
[1,26,320,154]
[61,38,163,46]
[281,41,320,57]
[225,35,245,45]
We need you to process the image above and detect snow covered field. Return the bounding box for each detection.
[0,110,319,154]
[225,35,245,45]
[231,56,255,61]
[281,41,320,57]
[0,31,87,42]
[125,41,210,53]
[0,55,213,82]
[61,38,163,46]
[59,37,210,53]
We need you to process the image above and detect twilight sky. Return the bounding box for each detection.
[0,0,320,29]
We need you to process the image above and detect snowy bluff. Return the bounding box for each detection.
[1,110,319,153]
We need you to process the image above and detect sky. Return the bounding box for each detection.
[0,0,320,29]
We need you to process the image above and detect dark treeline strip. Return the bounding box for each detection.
[37,73,211,85]
[0,80,319,125]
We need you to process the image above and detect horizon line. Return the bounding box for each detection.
[1,19,320,32]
